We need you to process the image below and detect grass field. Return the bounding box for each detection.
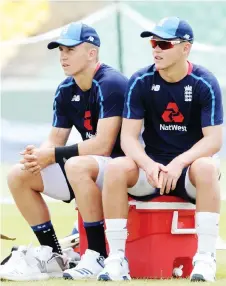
[0,161,226,285]
[1,202,226,286]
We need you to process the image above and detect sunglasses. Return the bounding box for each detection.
[150,39,186,50]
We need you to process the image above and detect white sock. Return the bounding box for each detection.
[196,212,219,257]
[105,219,127,257]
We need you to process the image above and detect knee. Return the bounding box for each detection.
[105,157,137,181]
[7,164,30,189]
[190,157,219,184]
[65,156,95,181]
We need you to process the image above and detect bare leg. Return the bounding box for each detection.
[189,157,220,213]
[103,157,139,219]
[65,156,106,257]
[65,156,102,222]
[7,164,49,225]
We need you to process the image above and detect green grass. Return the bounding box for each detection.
[1,202,226,285]
[1,280,226,286]
[0,161,226,285]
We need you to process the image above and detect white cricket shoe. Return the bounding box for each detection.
[190,252,216,282]
[1,245,78,267]
[63,249,104,280]
[0,245,27,266]
[0,245,69,281]
[0,248,48,281]
[0,246,28,278]
[97,254,131,281]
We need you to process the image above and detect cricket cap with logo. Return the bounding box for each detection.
[140,17,194,43]
[47,22,101,49]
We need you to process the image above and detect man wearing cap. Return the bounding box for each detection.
[99,17,223,282]
[5,22,128,281]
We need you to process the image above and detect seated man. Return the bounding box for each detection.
[3,22,128,281]
[100,17,223,282]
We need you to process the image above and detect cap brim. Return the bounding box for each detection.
[140,30,178,40]
[47,38,83,49]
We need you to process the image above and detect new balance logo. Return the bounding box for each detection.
[88,36,94,42]
[86,132,96,139]
[151,84,160,91]
[37,224,46,229]
[71,95,80,102]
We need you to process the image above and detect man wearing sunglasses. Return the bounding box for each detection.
[98,17,223,282]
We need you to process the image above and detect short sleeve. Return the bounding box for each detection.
[123,74,145,119]
[93,76,128,119]
[52,88,73,128]
[199,75,224,127]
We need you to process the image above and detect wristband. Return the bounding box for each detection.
[55,144,79,163]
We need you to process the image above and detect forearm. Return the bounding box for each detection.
[53,137,112,166]
[121,136,153,170]
[176,136,222,168]
[24,127,71,168]
[78,137,112,156]
[39,141,55,149]
[40,140,65,149]
[38,141,63,165]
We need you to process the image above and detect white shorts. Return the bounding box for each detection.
[128,155,220,202]
[41,156,112,202]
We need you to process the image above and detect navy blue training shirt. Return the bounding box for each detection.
[52,64,128,157]
[123,62,223,160]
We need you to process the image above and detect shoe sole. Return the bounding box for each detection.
[98,274,112,281]
[63,273,96,280]
[63,273,74,280]
[191,273,215,283]
[98,274,131,281]
[190,274,206,282]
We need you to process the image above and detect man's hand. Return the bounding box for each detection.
[159,157,185,195]
[144,160,168,188]
[20,145,39,174]
[20,145,54,174]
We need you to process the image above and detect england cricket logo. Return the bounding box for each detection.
[184,85,192,102]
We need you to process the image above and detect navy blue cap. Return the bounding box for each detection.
[48,22,100,49]
[141,17,194,43]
